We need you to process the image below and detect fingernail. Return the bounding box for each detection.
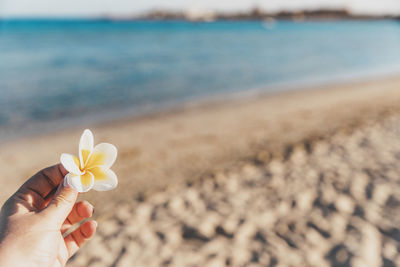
[63,177,70,188]
[63,177,78,192]
[93,220,98,227]
[88,204,94,215]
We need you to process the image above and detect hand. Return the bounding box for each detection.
[0,164,97,267]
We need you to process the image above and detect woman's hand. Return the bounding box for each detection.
[0,164,97,267]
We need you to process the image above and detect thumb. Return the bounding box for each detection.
[43,178,78,226]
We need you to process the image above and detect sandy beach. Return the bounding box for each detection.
[2,75,400,266]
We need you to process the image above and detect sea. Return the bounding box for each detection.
[1,19,400,141]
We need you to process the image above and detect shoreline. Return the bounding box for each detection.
[2,69,400,145]
[2,75,400,211]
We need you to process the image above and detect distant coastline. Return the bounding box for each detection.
[1,8,400,23]
[120,8,400,22]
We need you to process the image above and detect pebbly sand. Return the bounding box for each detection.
[2,75,400,266]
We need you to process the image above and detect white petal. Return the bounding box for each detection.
[60,153,81,175]
[92,168,118,191]
[79,129,94,169]
[86,143,117,169]
[65,172,94,193]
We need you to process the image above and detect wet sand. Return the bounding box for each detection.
[1,75,400,266]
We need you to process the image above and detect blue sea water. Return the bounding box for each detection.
[1,19,400,140]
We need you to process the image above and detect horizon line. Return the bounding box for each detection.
[1,6,400,20]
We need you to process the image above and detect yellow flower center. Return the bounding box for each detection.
[72,149,108,182]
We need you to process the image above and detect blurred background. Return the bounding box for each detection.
[1,0,400,141]
[2,1,400,266]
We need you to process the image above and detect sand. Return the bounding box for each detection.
[71,115,400,267]
[1,75,400,266]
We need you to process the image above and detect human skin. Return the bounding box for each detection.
[0,164,97,267]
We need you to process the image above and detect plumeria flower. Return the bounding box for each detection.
[60,129,118,192]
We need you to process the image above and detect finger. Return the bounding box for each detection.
[42,180,78,226]
[61,201,94,234]
[67,201,94,225]
[6,164,68,213]
[65,220,97,257]
[18,164,68,200]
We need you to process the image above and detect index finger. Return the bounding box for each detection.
[19,164,69,200]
